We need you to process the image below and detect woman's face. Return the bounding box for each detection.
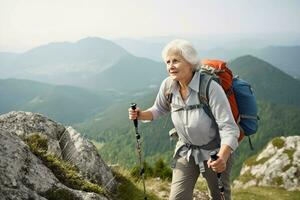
[165,50,194,83]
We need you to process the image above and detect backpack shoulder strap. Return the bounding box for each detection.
[164,78,174,104]
[199,73,212,104]
[198,73,217,122]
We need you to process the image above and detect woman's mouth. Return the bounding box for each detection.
[169,71,178,75]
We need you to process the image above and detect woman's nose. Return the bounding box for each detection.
[168,62,175,68]
[167,64,174,70]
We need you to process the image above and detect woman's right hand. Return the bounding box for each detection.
[128,107,140,120]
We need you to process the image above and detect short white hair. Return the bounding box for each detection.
[161,39,200,69]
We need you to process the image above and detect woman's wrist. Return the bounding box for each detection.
[218,144,232,162]
[138,110,153,121]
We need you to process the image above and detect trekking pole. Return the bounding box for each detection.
[130,103,147,200]
[210,150,225,200]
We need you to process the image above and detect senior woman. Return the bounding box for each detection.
[129,39,239,200]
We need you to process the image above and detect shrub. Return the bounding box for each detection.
[153,158,172,180]
[130,158,172,181]
[272,137,285,149]
[130,161,153,180]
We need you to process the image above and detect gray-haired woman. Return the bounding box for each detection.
[128,39,239,200]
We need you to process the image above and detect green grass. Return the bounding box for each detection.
[113,171,300,200]
[43,187,79,200]
[112,168,161,200]
[272,137,285,149]
[195,177,209,192]
[271,176,284,186]
[236,171,256,184]
[233,187,300,200]
[244,153,271,166]
[284,149,296,161]
[24,133,108,198]
[283,163,293,172]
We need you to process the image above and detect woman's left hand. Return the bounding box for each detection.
[207,144,232,173]
[207,156,227,173]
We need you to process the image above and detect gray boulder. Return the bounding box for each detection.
[60,126,117,192]
[233,136,300,191]
[0,111,118,199]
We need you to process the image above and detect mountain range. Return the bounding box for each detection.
[115,37,300,79]
[1,36,300,182]
[0,37,166,92]
[1,37,300,94]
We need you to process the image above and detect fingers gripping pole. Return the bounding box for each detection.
[210,150,225,200]
[130,103,147,200]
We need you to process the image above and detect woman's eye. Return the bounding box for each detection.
[166,60,170,64]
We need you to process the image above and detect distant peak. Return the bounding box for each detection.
[77,37,112,44]
[229,54,272,66]
[234,54,260,60]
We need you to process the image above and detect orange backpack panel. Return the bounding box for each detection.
[201,59,244,141]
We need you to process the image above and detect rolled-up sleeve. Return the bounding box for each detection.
[208,81,239,151]
[147,78,171,120]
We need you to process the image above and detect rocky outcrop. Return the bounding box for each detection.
[234,136,300,191]
[60,127,116,191]
[0,111,118,200]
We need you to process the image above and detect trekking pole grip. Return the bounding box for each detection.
[130,103,138,128]
[210,150,219,161]
[210,150,221,177]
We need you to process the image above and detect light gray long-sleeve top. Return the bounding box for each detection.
[147,71,239,167]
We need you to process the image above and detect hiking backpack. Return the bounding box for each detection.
[165,59,259,149]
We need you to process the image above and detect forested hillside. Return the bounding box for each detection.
[0,79,116,123]
[228,55,300,106]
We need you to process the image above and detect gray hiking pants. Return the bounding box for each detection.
[169,154,234,200]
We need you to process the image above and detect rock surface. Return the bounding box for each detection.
[233,136,300,191]
[0,111,118,200]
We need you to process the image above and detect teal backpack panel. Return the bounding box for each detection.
[232,78,259,136]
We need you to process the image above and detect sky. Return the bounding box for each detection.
[0,0,300,52]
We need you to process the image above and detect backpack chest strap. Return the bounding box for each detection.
[171,104,203,112]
